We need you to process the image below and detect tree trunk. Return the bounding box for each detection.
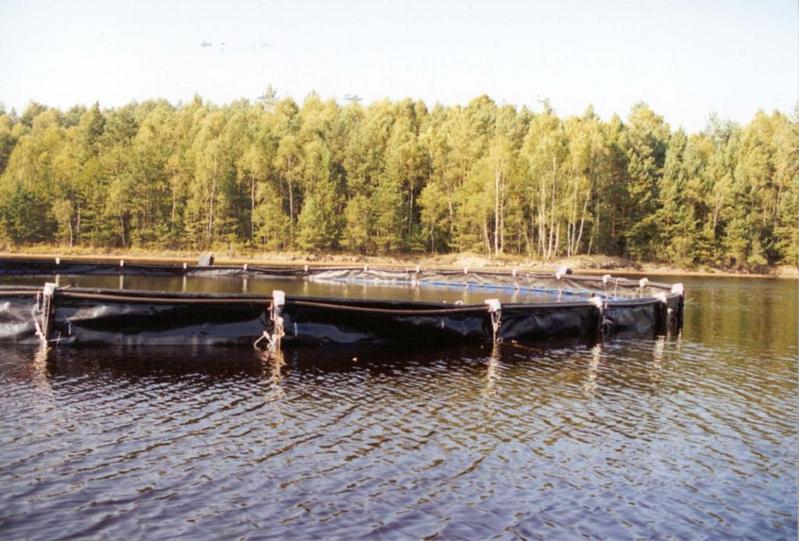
[484,216,492,258]
[554,222,560,259]
[538,182,547,257]
[119,214,127,248]
[408,175,414,241]
[288,173,294,244]
[448,199,455,238]
[250,175,256,242]
[499,178,504,254]
[575,195,590,255]
[207,152,218,245]
[494,165,500,255]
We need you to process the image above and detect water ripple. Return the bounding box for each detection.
[0,276,797,539]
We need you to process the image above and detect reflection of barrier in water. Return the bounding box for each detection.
[258,346,287,404]
[9,335,682,398]
[482,343,502,399]
[32,343,52,393]
[583,343,602,397]
[650,335,667,387]
[0,257,685,349]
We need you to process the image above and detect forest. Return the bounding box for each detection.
[0,92,795,271]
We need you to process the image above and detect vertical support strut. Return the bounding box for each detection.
[654,292,669,334]
[271,290,285,351]
[638,277,649,298]
[485,298,501,344]
[254,290,286,352]
[555,266,571,298]
[671,283,685,331]
[601,274,612,292]
[35,282,56,344]
[589,295,610,338]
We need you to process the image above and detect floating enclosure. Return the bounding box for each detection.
[0,258,684,348]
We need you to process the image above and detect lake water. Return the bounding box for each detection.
[0,275,796,539]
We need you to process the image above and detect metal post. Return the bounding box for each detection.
[36,282,57,344]
[589,296,608,338]
[254,290,287,351]
[671,283,685,330]
[654,292,668,334]
[270,290,286,351]
[485,298,501,344]
[638,277,649,298]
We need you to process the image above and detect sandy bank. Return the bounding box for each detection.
[1,248,795,279]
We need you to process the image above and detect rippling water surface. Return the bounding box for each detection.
[0,275,796,539]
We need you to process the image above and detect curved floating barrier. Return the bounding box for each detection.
[0,257,684,348]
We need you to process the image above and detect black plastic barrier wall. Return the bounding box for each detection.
[0,258,684,348]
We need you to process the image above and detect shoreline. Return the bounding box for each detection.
[0,249,795,279]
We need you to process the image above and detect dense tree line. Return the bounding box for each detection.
[0,93,795,270]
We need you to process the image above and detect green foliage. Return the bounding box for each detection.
[0,95,795,270]
[0,183,55,243]
[343,194,373,253]
[621,104,669,260]
[253,182,290,249]
[296,139,340,250]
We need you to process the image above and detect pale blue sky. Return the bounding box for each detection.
[0,0,796,132]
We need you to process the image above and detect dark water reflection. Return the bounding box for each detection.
[0,276,796,539]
